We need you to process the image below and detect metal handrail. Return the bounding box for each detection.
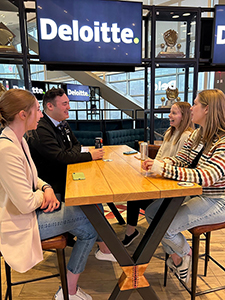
[69,108,135,120]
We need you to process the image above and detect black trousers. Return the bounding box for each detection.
[127,199,153,226]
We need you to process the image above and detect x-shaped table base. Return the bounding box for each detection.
[81,196,185,300]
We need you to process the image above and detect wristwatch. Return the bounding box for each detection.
[42,184,52,192]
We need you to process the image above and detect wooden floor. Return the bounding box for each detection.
[2,205,225,300]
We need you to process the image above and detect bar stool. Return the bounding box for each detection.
[164,222,225,300]
[2,234,69,300]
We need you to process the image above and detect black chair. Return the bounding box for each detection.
[2,234,69,300]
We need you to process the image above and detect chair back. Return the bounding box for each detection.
[148,144,160,159]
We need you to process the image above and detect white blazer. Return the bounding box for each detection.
[0,127,47,273]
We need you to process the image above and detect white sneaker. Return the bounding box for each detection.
[166,256,177,273]
[54,286,92,300]
[166,255,191,284]
[95,249,117,262]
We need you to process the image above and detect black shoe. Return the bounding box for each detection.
[122,229,140,247]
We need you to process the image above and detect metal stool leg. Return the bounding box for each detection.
[204,232,211,276]
[0,256,2,300]
[191,234,200,300]
[56,249,69,300]
[4,262,12,300]
[164,253,169,287]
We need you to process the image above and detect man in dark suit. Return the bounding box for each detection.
[28,87,115,266]
[27,87,104,199]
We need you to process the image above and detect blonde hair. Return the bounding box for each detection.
[0,83,6,97]
[192,89,225,152]
[0,89,36,128]
[165,101,194,144]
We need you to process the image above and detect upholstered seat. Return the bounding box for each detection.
[106,128,144,148]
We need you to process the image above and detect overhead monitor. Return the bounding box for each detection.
[66,84,90,101]
[0,79,46,100]
[36,0,142,68]
[212,5,225,64]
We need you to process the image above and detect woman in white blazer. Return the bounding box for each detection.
[0,89,98,300]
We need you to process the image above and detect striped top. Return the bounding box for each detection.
[161,129,225,196]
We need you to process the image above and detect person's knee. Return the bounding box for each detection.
[76,223,98,240]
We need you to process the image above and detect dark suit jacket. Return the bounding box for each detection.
[27,113,92,198]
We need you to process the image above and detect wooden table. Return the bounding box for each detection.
[65,145,202,300]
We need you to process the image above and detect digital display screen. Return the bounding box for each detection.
[36,0,142,66]
[66,84,90,101]
[212,5,225,64]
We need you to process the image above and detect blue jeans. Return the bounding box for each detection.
[145,195,225,257]
[36,202,98,274]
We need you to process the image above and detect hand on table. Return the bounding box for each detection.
[142,158,154,171]
[89,148,105,160]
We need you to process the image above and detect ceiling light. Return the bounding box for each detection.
[172,15,179,19]
[183,13,190,16]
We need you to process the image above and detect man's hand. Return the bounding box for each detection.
[142,158,154,171]
[89,148,105,160]
[40,188,60,213]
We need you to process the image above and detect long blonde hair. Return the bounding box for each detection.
[165,101,194,144]
[192,89,225,152]
[0,89,36,128]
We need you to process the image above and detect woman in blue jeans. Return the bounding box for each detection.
[143,89,225,284]
[0,89,113,300]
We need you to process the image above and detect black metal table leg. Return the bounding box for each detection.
[107,202,126,225]
[81,196,185,300]
[109,284,133,300]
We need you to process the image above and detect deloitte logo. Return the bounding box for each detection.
[216,26,225,44]
[40,18,140,45]
[12,84,44,95]
[68,88,89,97]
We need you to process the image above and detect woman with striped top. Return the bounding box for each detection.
[143,89,225,284]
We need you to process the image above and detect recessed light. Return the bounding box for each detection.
[183,13,191,16]
[172,15,179,19]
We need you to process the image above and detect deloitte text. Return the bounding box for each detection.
[155,80,176,92]
[13,85,44,94]
[68,88,89,97]
[216,25,225,44]
[40,18,138,44]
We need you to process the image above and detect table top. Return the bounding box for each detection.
[65,145,202,206]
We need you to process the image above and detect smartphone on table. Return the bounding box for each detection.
[72,172,85,180]
[123,150,138,155]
